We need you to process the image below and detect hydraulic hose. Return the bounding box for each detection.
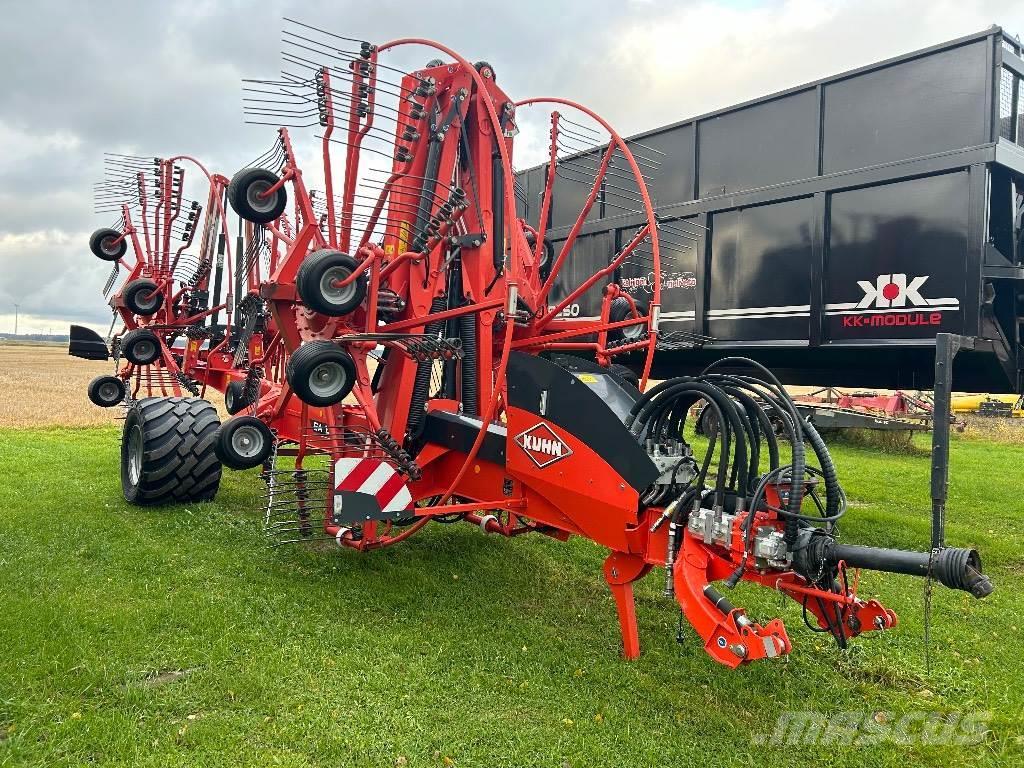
[632,380,745,506]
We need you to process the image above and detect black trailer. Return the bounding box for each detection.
[521,26,1024,393]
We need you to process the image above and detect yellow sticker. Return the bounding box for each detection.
[398,220,410,253]
[577,374,598,383]
[384,243,395,255]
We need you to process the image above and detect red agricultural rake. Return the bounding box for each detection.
[77,21,991,667]
[72,153,241,405]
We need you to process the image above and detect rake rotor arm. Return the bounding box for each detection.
[531,111,560,267]
[536,141,614,310]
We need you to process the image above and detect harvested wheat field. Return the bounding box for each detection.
[0,342,118,428]
[0,342,234,428]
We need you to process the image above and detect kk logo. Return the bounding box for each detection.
[857,274,930,309]
[514,422,573,469]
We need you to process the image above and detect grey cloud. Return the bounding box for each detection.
[0,0,1020,332]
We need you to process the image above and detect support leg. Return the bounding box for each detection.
[603,552,651,660]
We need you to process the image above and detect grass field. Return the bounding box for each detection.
[0,347,1022,766]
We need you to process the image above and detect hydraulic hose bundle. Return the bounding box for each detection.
[625,358,990,664]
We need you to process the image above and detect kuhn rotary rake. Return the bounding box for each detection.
[73,153,241,405]
[72,21,991,667]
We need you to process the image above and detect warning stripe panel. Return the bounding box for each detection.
[337,458,378,492]
[374,470,408,511]
[333,458,413,515]
[359,462,397,496]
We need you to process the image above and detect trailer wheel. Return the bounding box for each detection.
[609,363,640,390]
[227,167,287,224]
[286,341,356,407]
[695,404,719,437]
[609,297,647,343]
[296,249,367,316]
[89,227,127,261]
[121,329,162,365]
[224,380,254,415]
[121,397,222,505]
[214,416,274,470]
[538,238,554,276]
[122,279,164,316]
[88,375,126,408]
[121,329,161,365]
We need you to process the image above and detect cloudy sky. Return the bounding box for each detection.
[0,0,1020,334]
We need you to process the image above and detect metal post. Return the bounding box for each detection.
[930,333,974,549]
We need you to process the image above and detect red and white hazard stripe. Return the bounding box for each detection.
[333,458,412,514]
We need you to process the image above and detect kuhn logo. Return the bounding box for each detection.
[514,422,573,469]
[857,274,930,309]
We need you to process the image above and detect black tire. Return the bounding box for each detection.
[224,380,253,415]
[89,227,127,261]
[121,397,222,505]
[296,249,367,316]
[608,297,647,343]
[214,416,274,470]
[227,167,287,224]
[121,329,161,365]
[695,404,719,437]
[609,363,640,390]
[473,60,496,81]
[122,279,164,316]
[88,375,126,408]
[539,238,554,277]
[286,341,356,407]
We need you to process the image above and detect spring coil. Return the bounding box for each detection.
[459,312,479,417]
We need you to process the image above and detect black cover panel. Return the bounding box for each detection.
[507,352,658,492]
[708,197,814,342]
[605,126,695,214]
[546,232,612,318]
[547,353,639,422]
[332,491,408,525]
[69,324,110,360]
[698,89,818,198]
[825,172,970,341]
[422,410,507,466]
[619,218,700,332]
[551,155,602,229]
[822,41,989,174]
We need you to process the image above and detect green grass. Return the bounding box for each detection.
[0,428,1021,767]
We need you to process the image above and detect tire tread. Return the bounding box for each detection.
[122,397,222,505]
